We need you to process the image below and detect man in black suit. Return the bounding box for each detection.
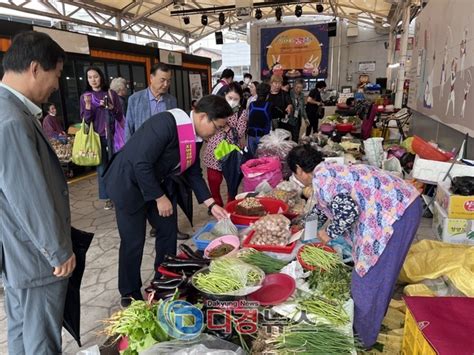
[103,95,231,306]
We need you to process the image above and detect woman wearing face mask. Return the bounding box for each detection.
[80,67,123,210]
[246,81,259,109]
[203,83,248,207]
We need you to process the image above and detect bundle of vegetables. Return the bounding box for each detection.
[299,244,342,271]
[193,258,264,295]
[308,264,352,301]
[238,249,288,274]
[267,324,358,354]
[103,298,172,354]
[251,214,291,246]
[297,295,350,326]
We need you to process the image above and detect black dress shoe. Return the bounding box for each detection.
[177,231,191,240]
[120,293,144,308]
[149,227,157,238]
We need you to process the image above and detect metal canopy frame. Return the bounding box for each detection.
[0,0,399,49]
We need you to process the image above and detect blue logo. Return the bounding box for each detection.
[157,300,204,340]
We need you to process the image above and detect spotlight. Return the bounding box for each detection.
[316,4,324,13]
[255,8,263,20]
[218,12,225,26]
[275,7,282,22]
[201,14,208,26]
[295,5,302,17]
[183,16,190,25]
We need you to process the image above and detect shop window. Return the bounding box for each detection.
[106,63,119,83]
[132,64,146,94]
[119,64,132,96]
[175,69,184,109]
[182,70,190,111]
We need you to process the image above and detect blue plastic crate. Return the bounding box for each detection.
[192,222,247,251]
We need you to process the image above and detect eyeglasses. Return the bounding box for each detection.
[211,120,227,132]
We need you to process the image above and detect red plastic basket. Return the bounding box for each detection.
[225,197,289,226]
[336,123,354,133]
[412,136,451,162]
[242,230,296,254]
[297,243,337,271]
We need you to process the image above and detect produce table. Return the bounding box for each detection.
[102,196,358,354]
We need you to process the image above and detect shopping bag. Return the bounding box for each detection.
[71,119,101,166]
[241,156,283,192]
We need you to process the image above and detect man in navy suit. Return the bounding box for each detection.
[103,95,232,307]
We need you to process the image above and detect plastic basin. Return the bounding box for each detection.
[297,243,337,271]
[225,197,288,225]
[248,273,296,305]
[204,235,240,259]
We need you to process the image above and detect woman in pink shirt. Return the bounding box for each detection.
[203,83,248,206]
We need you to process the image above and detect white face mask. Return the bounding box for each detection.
[244,78,251,84]
[227,99,240,109]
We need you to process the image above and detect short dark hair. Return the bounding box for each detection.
[287,145,323,173]
[295,79,305,86]
[221,68,234,80]
[282,78,289,86]
[151,62,170,75]
[251,81,259,88]
[346,97,355,106]
[244,73,252,79]
[3,31,65,73]
[195,95,233,120]
[223,82,243,98]
[257,83,270,100]
[316,81,327,89]
[85,67,109,92]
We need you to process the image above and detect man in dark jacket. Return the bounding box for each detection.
[103,95,231,306]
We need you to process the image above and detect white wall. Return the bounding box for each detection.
[249,20,389,91]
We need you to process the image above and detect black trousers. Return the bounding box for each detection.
[278,121,301,143]
[306,115,319,136]
[115,197,178,298]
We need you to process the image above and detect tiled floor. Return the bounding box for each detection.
[0,175,436,354]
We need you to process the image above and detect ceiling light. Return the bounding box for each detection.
[316,4,324,13]
[255,8,263,20]
[218,12,225,26]
[183,16,190,25]
[295,5,302,17]
[275,7,282,22]
[201,14,208,26]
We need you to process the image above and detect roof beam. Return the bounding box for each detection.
[121,0,174,31]
[0,1,186,47]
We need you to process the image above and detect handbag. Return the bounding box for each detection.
[71,119,101,166]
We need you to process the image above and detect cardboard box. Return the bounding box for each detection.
[435,181,474,219]
[412,155,474,184]
[432,202,474,245]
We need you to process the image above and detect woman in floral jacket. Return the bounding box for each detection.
[287,144,422,349]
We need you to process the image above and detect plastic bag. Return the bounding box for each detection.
[256,129,297,179]
[451,176,474,196]
[241,157,282,192]
[210,218,238,237]
[399,240,474,297]
[139,334,245,355]
[382,156,403,178]
[364,137,384,167]
[76,345,100,355]
[71,119,101,166]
